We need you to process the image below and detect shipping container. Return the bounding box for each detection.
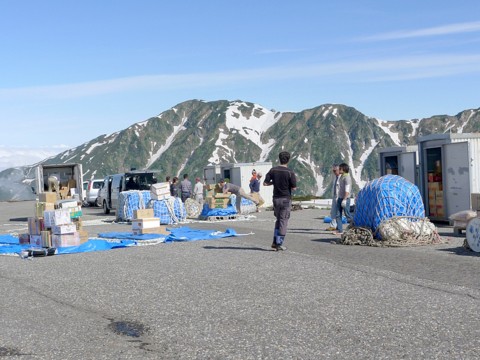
[378,145,418,185]
[418,133,480,221]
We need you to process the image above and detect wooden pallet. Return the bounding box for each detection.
[200,215,238,221]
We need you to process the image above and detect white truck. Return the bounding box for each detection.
[35,163,84,201]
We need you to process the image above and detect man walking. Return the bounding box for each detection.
[263,151,297,251]
[180,174,192,203]
[326,165,340,231]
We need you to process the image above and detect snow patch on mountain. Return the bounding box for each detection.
[407,119,420,138]
[351,139,379,189]
[377,119,401,145]
[225,102,278,146]
[459,110,475,133]
[322,105,338,118]
[297,154,325,195]
[208,129,231,164]
[259,139,276,162]
[146,115,188,168]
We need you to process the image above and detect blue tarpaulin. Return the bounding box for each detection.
[0,227,240,257]
[200,204,237,217]
[353,175,425,237]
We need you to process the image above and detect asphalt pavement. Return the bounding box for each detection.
[1,201,479,359]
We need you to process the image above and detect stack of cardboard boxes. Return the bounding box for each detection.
[150,182,171,200]
[204,184,231,209]
[427,172,444,218]
[21,192,89,248]
[131,209,169,235]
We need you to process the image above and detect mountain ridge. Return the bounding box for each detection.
[1,99,479,201]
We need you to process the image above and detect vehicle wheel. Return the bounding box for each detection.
[95,198,101,207]
[103,201,110,214]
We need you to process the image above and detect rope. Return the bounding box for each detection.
[184,198,202,218]
[340,216,440,247]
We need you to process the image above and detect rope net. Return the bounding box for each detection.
[344,175,440,246]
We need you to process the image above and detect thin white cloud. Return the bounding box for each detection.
[0,145,70,171]
[358,21,480,41]
[0,53,480,101]
[256,48,307,55]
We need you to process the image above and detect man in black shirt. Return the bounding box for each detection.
[263,151,297,251]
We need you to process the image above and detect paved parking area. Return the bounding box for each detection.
[1,201,479,359]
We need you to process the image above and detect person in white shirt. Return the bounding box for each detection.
[193,177,204,205]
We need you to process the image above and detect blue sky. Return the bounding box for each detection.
[1,0,480,169]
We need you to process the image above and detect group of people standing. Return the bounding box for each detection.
[166,174,205,204]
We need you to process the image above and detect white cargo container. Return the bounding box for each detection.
[378,145,418,185]
[204,162,274,207]
[203,165,221,185]
[418,133,480,221]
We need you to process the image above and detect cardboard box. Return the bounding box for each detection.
[214,192,231,199]
[132,226,170,235]
[134,209,154,219]
[39,192,58,203]
[436,204,445,217]
[72,218,83,231]
[19,233,30,244]
[52,233,80,248]
[151,182,170,193]
[131,218,160,230]
[30,235,42,247]
[435,191,444,206]
[28,217,44,235]
[41,230,52,248]
[59,187,69,200]
[78,230,89,244]
[427,182,441,192]
[67,206,83,219]
[57,199,79,209]
[207,197,230,208]
[35,202,55,217]
[44,209,72,227]
[52,224,77,235]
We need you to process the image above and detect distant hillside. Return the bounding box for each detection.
[1,99,479,201]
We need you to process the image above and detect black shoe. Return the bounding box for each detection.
[271,243,277,249]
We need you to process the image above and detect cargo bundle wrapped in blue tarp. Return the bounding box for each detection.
[148,197,187,224]
[353,175,425,238]
[117,191,186,224]
[117,190,151,221]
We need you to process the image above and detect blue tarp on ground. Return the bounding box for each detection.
[200,204,237,217]
[0,227,240,256]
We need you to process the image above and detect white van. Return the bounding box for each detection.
[97,171,158,214]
